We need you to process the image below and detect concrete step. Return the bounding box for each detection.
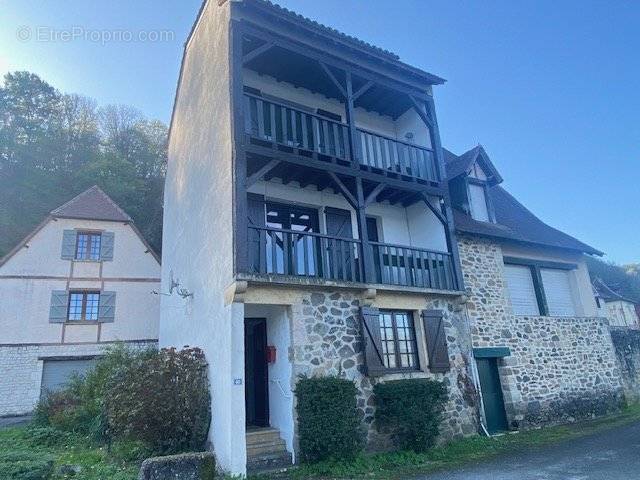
[247,451,292,474]
[246,427,282,445]
[247,438,287,456]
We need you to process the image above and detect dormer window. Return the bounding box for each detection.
[468,182,491,222]
[75,232,102,260]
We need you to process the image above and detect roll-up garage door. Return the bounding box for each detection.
[41,358,98,395]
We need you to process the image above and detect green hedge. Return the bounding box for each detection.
[295,376,363,462]
[374,379,447,452]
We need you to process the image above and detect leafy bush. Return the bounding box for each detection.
[374,379,447,452]
[295,376,363,463]
[33,344,156,440]
[106,347,211,455]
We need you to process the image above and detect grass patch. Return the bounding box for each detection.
[259,403,640,480]
[0,427,139,480]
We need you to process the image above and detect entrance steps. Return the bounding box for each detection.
[246,427,292,473]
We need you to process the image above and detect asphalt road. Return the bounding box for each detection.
[418,421,640,480]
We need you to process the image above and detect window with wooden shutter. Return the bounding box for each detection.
[61,230,77,260]
[98,291,116,322]
[49,291,69,323]
[360,306,385,376]
[421,310,451,373]
[100,232,114,261]
[504,264,540,316]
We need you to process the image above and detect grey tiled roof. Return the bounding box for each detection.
[245,0,446,85]
[50,185,132,222]
[445,149,602,255]
[593,278,637,304]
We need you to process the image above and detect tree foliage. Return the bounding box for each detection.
[0,71,167,256]
[586,256,640,303]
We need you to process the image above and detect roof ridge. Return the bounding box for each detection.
[50,185,132,222]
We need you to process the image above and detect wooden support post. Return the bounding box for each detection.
[355,177,375,283]
[422,97,465,291]
[231,21,248,275]
[345,72,360,169]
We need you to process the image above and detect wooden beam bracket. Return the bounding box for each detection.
[328,171,357,208]
[364,183,387,207]
[319,62,347,98]
[245,159,281,187]
[243,41,274,65]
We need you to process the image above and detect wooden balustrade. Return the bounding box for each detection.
[248,226,362,282]
[369,242,455,290]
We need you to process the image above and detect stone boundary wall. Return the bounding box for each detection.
[610,327,640,402]
[288,290,479,451]
[0,340,157,416]
[458,235,624,429]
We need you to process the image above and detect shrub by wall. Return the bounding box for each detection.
[106,347,211,455]
[295,376,363,463]
[374,379,447,452]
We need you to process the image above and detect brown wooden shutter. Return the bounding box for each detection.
[422,310,451,373]
[360,306,385,376]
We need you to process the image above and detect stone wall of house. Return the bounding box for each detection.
[610,327,640,402]
[288,290,479,450]
[458,235,624,429]
[0,340,157,417]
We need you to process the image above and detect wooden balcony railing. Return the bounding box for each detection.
[244,94,349,160]
[356,128,438,182]
[247,226,456,291]
[243,93,439,182]
[248,226,363,282]
[370,242,456,290]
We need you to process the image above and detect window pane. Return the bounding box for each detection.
[68,293,83,320]
[75,234,88,260]
[89,235,101,261]
[541,268,576,317]
[469,184,490,222]
[504,264,540,316]
[85,293,100,320]
[379,311,419,370]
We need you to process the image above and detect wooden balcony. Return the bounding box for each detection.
[370,242,456,290]
[247,226,456,291]
[243,94,439,183]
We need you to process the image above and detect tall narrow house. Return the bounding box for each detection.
[162,0,475,473]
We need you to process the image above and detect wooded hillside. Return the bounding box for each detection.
[0,71,166,257]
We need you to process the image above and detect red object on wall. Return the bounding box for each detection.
[266,345,277,364]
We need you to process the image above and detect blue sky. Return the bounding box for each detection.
[1,1,638,264]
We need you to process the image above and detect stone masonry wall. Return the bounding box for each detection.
[288,290,479,451]
[0,340,157,416]
[458,235,624,428]
[610,327,640,402]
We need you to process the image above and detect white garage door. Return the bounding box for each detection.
[41,358,98,395]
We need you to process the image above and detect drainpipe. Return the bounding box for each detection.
[459,295,491,437]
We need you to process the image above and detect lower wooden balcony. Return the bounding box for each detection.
[246,226,457,291]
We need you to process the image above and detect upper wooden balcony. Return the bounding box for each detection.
[243,93,440,184]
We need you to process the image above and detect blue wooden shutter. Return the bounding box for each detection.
[100,232,115,261]
[98,292,116,322]
[61,230,77,260]
[49,291,69,323]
